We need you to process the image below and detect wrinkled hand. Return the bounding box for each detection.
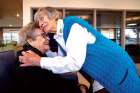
[19,50,41,67]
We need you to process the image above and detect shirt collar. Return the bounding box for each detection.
[56,19,64,36]
[54,19,66,51]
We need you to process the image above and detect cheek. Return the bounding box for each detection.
[47,25,52,30]
[35,38,43,46]
[39,21,43,28]
[44,44,49,51]
[39,39,44,45]
[40,38,46,46]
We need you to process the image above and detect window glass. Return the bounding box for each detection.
[97,11,122,44]
[66,9,93,25]
[125,11,140,63]
[3,28,19,44]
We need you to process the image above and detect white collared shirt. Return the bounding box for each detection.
[40,19,96,73]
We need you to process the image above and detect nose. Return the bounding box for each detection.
[39,21,44,29]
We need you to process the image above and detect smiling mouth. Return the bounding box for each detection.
[44,42,49,45]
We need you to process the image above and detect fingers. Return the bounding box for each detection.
[18,50,41,67]
[19,52,31,65]
[19,56,33,67]
[22,51,38,57]
[21,51,31,57]
[25,50,34,54]
[20,63,33,67]
[28,50,38,56]
[19,56,27,63]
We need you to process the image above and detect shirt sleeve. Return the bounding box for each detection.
[40,23,96,73]
[46,50,58,57]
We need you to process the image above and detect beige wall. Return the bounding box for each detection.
[23,0,140,26]
[0,28,3,42]
[0,0,22,27]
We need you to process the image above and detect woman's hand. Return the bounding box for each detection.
[19,50,41,67]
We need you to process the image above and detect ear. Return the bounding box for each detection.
[27,39,33,44]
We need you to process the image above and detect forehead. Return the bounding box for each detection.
[38,11,48,19]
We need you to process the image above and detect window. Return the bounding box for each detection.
[125,11,140,63]
[3,28,19,44]
[97,10,122,44]
[125,12,140,45]
[65,9,93,25]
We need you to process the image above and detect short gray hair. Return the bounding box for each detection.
[34,7,62,24]
[18,22,38,46]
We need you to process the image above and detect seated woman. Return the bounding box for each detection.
[14,22,81,93]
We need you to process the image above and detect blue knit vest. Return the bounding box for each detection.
[63,16,140,93]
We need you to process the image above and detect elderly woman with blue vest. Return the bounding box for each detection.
[19,7,140,93]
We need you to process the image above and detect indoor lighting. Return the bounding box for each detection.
[126,16,140,21]
[16,13,20,17]
[8,24,13,27]
[127,23,137,26]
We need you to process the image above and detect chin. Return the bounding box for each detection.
[41,49,47,54]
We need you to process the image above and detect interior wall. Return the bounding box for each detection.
[0,28,3,42]
[23,0,140,26]
[0,0,22,27]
